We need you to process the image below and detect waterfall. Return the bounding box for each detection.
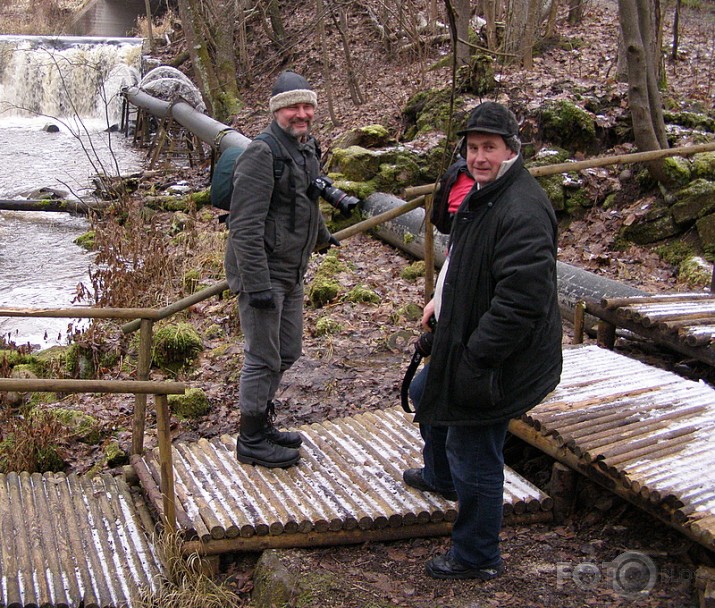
[0,35,142,124]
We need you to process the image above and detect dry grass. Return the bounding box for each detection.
[133,532,244,608]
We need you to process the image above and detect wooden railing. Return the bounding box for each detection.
[0,306,187,532]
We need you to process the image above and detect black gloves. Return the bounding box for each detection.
[317,235,341,255]
[248,290,276,310]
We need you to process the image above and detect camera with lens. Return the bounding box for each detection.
[309,176,361,217]
[414,315,437,357]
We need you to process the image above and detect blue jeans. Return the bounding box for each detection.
[238,281,304,417]
[410,362,509,568]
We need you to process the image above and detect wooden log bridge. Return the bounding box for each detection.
[509,344,715,553]
[134,406,553,557]
[578,293,715,367]
[0,377,185,608]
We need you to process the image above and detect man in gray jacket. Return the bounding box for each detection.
[224,71,337,468]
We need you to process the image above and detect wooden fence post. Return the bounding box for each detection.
[132,318,154,456]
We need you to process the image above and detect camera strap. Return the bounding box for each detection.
[400,350,423,413]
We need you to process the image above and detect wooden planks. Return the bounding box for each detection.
[0,471,162,608]
[511,344,715,551]
[135,407,553,555]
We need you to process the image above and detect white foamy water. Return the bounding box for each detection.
[0,37,145,348]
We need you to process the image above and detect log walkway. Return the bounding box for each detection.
[3,345,715,606]
[580,293,715,367]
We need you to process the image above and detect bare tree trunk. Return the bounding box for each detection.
[267,0,287,47]
[144,0,154,53]
[453,0,471,65]
[671,0,681,60]
[567,0,583,25]
[483,0,498,52]
[317,0,339,127]
[521,0,541,68]
[545,0,559,39]
[618,0,670,185]
[331,4,364,105]
[175,0,241,123]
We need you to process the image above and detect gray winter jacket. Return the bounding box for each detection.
[224,121,332,294]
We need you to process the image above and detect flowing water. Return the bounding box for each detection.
[0,35,144,347]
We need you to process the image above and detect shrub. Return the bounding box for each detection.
[0,409,67,473]
[152,323,204,372]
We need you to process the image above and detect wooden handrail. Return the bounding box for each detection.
[0,306,183,534]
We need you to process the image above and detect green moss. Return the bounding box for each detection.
[329,146,382,181]
[315,253,347,278]
[65,343,95,379]
[104,440,129,467]
[307,277,341,308]
[373,156,423,194]
[50,408,102,444]
[536,175,566,211]
[656,240,695,266]
[204,324,225,340]
[661,157,692,189]
[401,261,426,281]
[678,256,712,288]
[152,322,204,372]
[314,317,342,336]
[74,230,95,250]
[345,284,380,304]
[189,187,211,208]
[183,268,202,294]
[539,100,596,152]
[692,152,715,181]
[168,387,211,419]
[458,52,496,96]
[663,110,715,133]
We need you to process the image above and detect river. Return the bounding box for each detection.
[0,36,144,347]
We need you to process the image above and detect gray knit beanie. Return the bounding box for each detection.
[269,71,318,113]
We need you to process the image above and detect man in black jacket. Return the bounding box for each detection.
[404,101,563,579]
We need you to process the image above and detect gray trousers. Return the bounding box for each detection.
[237,281,304,417]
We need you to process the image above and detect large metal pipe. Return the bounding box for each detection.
[121,85,647,322]
[122,86,251,153]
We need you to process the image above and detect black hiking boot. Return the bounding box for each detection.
[236,414,300,468]
[263,400,303,448]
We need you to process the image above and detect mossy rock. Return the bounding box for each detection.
[373,156,423,194]
[678,256,713,288]
[65,343,95,379]
[692,152,715,181]
[104,440,129,467]
[402,88,469,141]
[307,277,341,308]
[170,211,193,235]
[152,322,204,372]
[696,213,715,257]
[314,253,348,278]
[50,408,102,444]
[457,52,497,96]
[168,387,211,419]
[327,146,383,181]
[663,110,715,133]
[204,323,226,340]
[401,261,426,281]
[5,366,38,407]
[564,187,593,212]
[670,179,715,225]
[74,230,95,250]
[536,175,566,212]
[656,240,695,266]
[345,284,380,304]
[314,317,342,337]
[332,124,392,149]
[539,100,597,152]
[620,205,682,245]
[661,156,692,190]
[526,147,572,168]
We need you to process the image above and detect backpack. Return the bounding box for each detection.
[430,158,472,234]
[210,132,287,213]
